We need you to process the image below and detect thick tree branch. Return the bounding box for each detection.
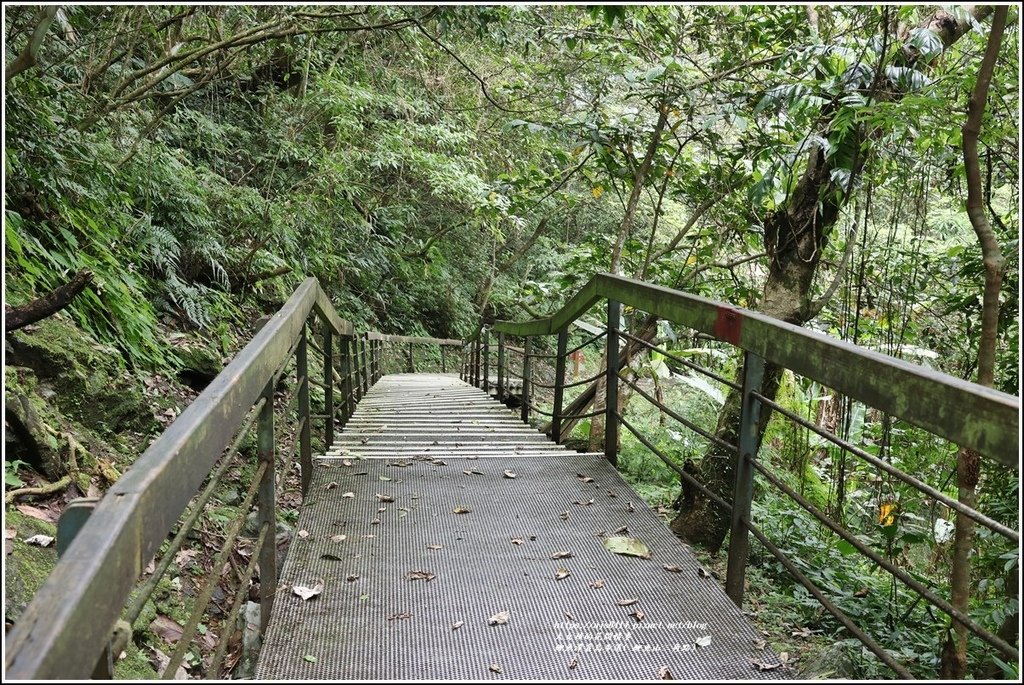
[4,269,94,333]
[5,6,58,82]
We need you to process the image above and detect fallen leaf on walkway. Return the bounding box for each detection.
[753,639,767,650]
[510,537,524,546]
[330,534,347,542]
[602,536,651,559]
[488,610,509,626]
[25,534,54,547]
[370,519,380,525]
[695,635,712,648]
[376,493,395,503]
[750,660,781,672]
[324,481,338,490]
[407,569,436,582]
[657,665,673,679]
[568,655,579,670]
[503,469,517,479]
[698,568,712,579]
[555,568,571,581]
[453,507,471,514]
[489,663,502,673]
[297,530,310,539]
[321,553,343,562]
[346,574,359,582]
[779,651,790,664]
[293,582,324,601]
[387,612,412,621]
[342,459,353,467]
[452,621,464,630]
[662,565,683,573]
[342,492,355,499]
[378,475,392,482]
[564,611,576,621]
[426,544,442,550]
[628,609,645,622]
[550,550,573,560]
[431,459,446,465]
[627,502,635,513]
[150,615,184,644]
[377,506,387,513]
[573,499,594,506]
[303,655,317,664]
[559,511,569,520]
[590,579,605,589]
[577,474,594,483]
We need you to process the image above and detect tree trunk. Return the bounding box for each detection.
[940,7,1007,679]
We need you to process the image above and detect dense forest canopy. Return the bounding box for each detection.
[3,3,1020,680]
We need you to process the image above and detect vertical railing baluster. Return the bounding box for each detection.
[257,380,276,635]
[604,300,621,466]
[473,336,481,388]
[297,327,312,496]
[323,323,334,448]
[552,328,568,444]
[496,332,505,402]
[360,336,369,394]
[725,351,766,607]
[482,329,490,393]
[339,336,351,424]
[407,342,414,373]
[353,338,363,404]
[521,337,531,424]
[441,345,447,373]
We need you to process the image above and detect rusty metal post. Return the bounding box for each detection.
[726,351,766,606]
[257,380,276,634]
[521,337,531,424]
[297,327,312,496]
[323,323,334,448]
[496,332,506,402]
[482,329,490,393]
[605,300,621,466]
[552,328,568,444]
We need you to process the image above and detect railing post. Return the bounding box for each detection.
[352,338,363,404]
[496,332,505,402]
[297,327,312,496]
[407,342,415,373]
[360,335,369,394]
[339,336,351,424]
[257,380,276,635]
[552,328,568,444]
[323,323,334,448]
[473,336,481,387]
[725,351,766,607]
[482,329,490,393]
[605,300,621,466]
[521,337,531,424]
[441,345,447,373]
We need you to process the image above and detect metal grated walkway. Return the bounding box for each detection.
[255,374,784,680]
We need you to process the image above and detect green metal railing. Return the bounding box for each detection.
[460,272,1019,677]
[3,278,452,679]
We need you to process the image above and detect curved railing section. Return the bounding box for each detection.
[460,272,1019,677]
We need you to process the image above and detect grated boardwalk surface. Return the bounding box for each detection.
[256,374,784,680]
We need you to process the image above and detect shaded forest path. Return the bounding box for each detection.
[255,373,782,680]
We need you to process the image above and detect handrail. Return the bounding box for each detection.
[5,278,356,679]
[491,272,1018,468]
[366,331,462,346]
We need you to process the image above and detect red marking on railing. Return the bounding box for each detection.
[713,307,742,346]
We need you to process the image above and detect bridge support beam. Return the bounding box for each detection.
[725,351,765,606]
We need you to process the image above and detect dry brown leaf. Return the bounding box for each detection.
[297,530,310,539]
[426,544,442,550]
[489,664,502,674]
[550,550,573,560]
[452,620,464,630]
[657,665,673,680]
[325,481,338,490]
[750,659,782,672]
[342,491,355,499]
[663,565,683,573]
[16,504,56,524]
[753,639,767,651]
[590,579,605,589]
[698,567,711,579]
[330,534,347,543]
[503,469,517,479]
[488,610,510,626]
[613,525,629,534]
[628,609,645,622]
[407,569,436,582]
[150,615,184,644]
[453,507,471,514]
[293,582,324,601]
[626,502,636,513]
[431,458,446,466]
[376,493,395,503]
[555,568,571,581]
[510,537,524,546]
[568,655,579,670]
[616,597,639,606]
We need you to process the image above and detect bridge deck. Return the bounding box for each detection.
[256,374,783,680]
